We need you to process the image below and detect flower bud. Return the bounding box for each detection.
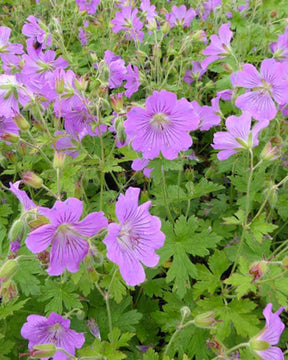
[9,219,26,242]
[76,309,85,320]
[248,261,268,281]
[161,21,170,34]
[1,132,19,143]
[152,44,162,59]
[28,215,50,230]
[53,151,66,169]
[221,63,233,73]
[30,344,57,358]
[206,336,226,356]
[261,142,279,161]
[110,93,124,113]
[55,78,65,94]
[249,339,270,351]
[74,78,88,92]
[180,306,191,320]
[0,280,18,302]
[0,259,18,283]
[194,311,217,329]
[22,171,43,189]
[87,318,101,339]
[13,113,30,131]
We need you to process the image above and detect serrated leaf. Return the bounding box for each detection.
[38,279,82,314]
[250,214,278,242]
[0,298,29,320]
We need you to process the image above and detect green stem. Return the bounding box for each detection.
[161,167,174,223]
[211,343,249,360]
[95,283,112,334]
[41,184,59,199]
[164,320,195,356]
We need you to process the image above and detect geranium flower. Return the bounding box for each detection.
[202,23,233,64]
[0,116,19,141]
[21,312,85,360]
[124,64,140,98]
[233,59,288,121]
[270,26,288,61]
[249,303,285,360]
[111,6,144,42]
[103,187,165,286]
[166,5,196,28]
[212,112,269,160]
[104,50,127,89]
[25,198,108,275]
[75,0,100,14]
[124,90,199,160]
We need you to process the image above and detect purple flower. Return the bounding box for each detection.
[190,97,221,131]
[203,23,233,64]
[0,26,23,61]
[212,112,269,160]
[233,59,288,121]
[54,131,80,159]
[132,158,153,178]
[166,5,196,28]
[270,27,288,61]
[0,75,32,118]
[124,90,199,160]
[75,0,100,14]
[111,6,144,43]
[78,27,88,45]
[0,116,19,141]
[20,46,68,94]
[21,312,85,360]
[184,61,207,84]
[25,198,108,275]
[103,187,165,286]
[104,50,127,89]
[9,181,36,211]
[250,303,285,360]
[124,64,140,98]
[201,0,222,20]
[22,15,51,49]
[140,0,157,23]
[10,239,21,253]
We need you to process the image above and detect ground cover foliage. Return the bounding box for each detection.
[0,0,288,359]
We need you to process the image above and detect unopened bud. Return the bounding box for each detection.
[206,336,226,356]
[76,309,85,320]
[0,259,18,283]
[250,339,270,351]
[221,63,233,73]
[153,44,162,59]
[194,311,217,329]
[55,78,65,94]
[161,21,170,35]
[270,10,278,18]
[261,142,279,161]
[13,113,30,131]
[9,219,26,242]
[1,132,19,143]
[31,344,57,358]
[74,78,88,92]
[110,93,124,113]
[22,171,43,189]
[53,151,66,169]
[0,280,18,302]
[249,261,268,281]
[180,306,191,320]
[28,215,50,229]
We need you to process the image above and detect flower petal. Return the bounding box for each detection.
[26,224,56,253]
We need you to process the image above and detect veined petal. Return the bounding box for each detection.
[73,211,108,237]
[257,347,284,360]
[47,231,89,276]
[26,224,56,253]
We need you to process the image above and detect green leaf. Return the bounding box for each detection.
[0,298,29,320]
[250,214,278,243]
[78,338,127,360]
[38,279,82,314]
[142,348,159,360]
[14,258,42,296]
[159,216,222,298]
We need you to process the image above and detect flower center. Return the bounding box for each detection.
[48,323,63,343]
[150,113,170,130]
[118,222,139,250]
